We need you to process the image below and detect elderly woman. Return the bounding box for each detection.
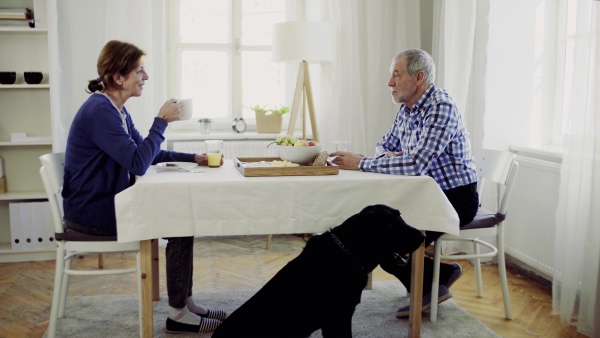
[62,40,226,333]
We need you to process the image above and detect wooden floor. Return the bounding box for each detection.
[0,235,586,338]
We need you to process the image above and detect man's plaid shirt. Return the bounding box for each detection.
[359,84,477,191]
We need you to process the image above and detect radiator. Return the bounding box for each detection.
[172,141,278,159]
[504,155,561,278]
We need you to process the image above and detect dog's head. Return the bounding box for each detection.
[331,204,425,272]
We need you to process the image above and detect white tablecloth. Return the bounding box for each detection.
[115,160,459,242]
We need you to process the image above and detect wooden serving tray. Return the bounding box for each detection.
[234,157,339,177]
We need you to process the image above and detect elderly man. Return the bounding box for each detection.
[330,48,478,317]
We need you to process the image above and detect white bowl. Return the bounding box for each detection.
[276,144,324,164]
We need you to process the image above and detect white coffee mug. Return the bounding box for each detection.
[177,99,193,121]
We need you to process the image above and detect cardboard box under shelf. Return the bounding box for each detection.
[234,157,339,177]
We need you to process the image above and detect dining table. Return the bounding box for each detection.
[115,159,459,338]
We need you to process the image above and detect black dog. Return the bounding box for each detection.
[211,204,425,338]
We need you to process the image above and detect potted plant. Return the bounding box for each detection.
[198,118,213,134]
[250,104,289,133]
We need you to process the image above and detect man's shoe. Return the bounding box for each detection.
[395,285,452,318]
[165,316,221,333]
[194,308,228,321]
[445,263,463,289]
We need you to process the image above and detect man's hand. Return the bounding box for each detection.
[329,151,364,170]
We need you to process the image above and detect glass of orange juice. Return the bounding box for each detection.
[205,140,223,168]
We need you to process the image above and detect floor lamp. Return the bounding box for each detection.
[272,21,336,142]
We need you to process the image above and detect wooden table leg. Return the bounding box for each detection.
[151,239,160,301]
[98,253,105,269]
[408,241,425,338]
[140,240,154,338]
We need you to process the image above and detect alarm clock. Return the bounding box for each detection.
[232,117,247,133]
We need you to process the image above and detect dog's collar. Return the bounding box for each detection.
[329,231,366,273]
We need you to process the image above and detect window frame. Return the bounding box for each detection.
[166,0,295,132]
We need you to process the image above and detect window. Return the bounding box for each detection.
[168,0,292,128]
[485,0,587,152]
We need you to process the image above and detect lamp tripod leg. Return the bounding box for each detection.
[287,62,305,136]
[286,61,319,142]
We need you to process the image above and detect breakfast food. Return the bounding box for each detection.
[271,160,296,167]
[273,135,319,147]
[294,139,319,147]
[312,151,328,166]
[274,135,297,146]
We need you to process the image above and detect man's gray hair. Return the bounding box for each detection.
[392,49,436,85]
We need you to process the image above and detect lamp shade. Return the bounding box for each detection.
[272,21,336,63]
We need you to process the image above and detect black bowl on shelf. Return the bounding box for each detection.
[24,71,44,84]
[0,72,17,85]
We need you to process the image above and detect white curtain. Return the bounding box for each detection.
[431,0,489,151]
[553,2,599,336]
[317,0,421,156]
[430,0,491,255]
[48,0,167,152]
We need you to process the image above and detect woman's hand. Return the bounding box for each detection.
[194,154,208,166]
[194,154,224,166]
[157,99,182,122]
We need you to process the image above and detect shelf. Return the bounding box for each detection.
[0,191,47,201]
[0,139,52,146]
[0,84,49,89]
[0,27,47,33]
[0,242,55,262]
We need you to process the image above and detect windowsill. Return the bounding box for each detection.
[509,144,563,163]
[165,130,282,142]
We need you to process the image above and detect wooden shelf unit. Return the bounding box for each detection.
[0,0,56,261]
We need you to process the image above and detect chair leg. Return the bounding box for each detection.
[59,253,72,317]
[365,271,373,290]
[265,234,272,250]
[497,227,513,319]
[430,239,443,322]
[48,247,66,338]
[473,240,483,297]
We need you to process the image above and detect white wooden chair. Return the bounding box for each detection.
[430,149,519,321]
[40,152,143,338]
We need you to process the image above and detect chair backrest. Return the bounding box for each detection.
[472,149,519,215]
[39,153,66,235]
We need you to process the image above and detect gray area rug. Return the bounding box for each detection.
[43,281,500,338]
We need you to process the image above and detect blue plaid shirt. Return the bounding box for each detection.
[359,84,477,191]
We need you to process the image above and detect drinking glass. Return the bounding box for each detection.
[205,140,223,168]
[334,140,351,152]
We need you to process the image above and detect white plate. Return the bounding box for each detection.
[156,162,198,171]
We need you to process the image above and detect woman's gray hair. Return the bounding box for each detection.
[392,49,436,85]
